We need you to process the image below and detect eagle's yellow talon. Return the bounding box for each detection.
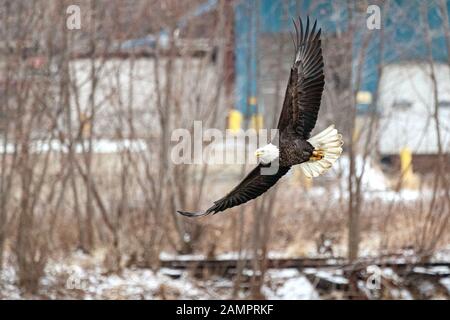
[310,149,325,161]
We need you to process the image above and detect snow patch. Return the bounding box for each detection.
[272,276,319,300]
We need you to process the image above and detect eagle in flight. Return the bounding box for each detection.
[178,17,343,217]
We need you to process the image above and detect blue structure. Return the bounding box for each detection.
[234,0,450,118]
[119,0,450,121]
[234,0,259,123]
[120,0,219,51]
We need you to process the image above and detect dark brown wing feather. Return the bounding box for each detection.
[277,17,325,139]
[178,164,290,217]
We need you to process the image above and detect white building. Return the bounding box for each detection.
[378,62,450,156]
[69,56,221,139]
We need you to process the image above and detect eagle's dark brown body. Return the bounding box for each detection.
[279,131,314,167]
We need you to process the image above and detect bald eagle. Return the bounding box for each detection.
[178,17,343,217]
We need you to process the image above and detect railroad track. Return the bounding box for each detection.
[159,256,450,299]
[160,257,450,273]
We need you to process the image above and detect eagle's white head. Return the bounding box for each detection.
[255,143,279,164]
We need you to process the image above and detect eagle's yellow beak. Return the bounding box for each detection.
[255,150,263,157]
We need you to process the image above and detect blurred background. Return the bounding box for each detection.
[0,0,449,299]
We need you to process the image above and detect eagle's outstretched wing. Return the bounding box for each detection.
[178,164,290,217]
[177,17,324,218]
[277,17,324,140]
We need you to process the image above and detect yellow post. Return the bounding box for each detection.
[228,109,243,134]
[356,91,372,105]
[400,147,413,180]
[400,147,419,189]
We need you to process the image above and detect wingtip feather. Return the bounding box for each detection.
[177,210,210,218]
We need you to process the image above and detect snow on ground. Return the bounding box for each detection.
[2,248,450,299]
[440,278,450,293]
[0,253,323,300]
[305,269,348,285]
[159,252,205,261]
[2,260,449,299]
[270,277,319,300]
[262,269,319,300]
[0,265,21,300]
[0,262,208,300]
[389,288,414,300]
[0,252,322,300]
[413,266,450,275]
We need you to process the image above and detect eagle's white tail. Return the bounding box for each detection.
[300,125,343,179]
